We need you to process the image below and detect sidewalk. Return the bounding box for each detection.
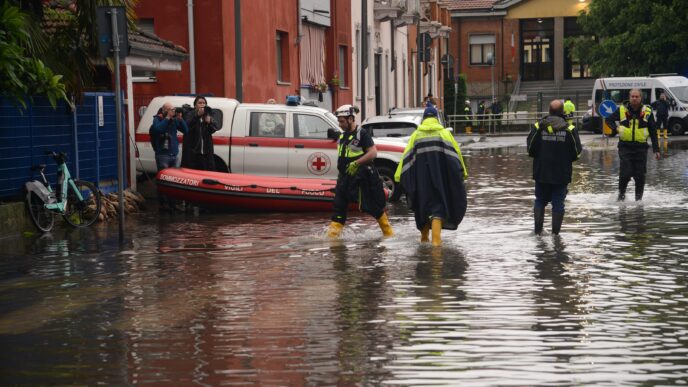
[455,133,612,150]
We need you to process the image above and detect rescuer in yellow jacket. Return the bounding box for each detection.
[605,89,661,201]
[563,97,576,126]
[394,103,468,246]
[326,104,393,238]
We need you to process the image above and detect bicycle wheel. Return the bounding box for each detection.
[27,191,55,232]
[63,180,102,227]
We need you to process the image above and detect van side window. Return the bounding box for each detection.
[655,88,667,100]
[250,112,286,138]
[293,114,331,139]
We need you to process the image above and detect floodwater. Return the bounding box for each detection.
[1,140,688,386]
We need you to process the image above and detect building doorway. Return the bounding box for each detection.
[521,18,554,81]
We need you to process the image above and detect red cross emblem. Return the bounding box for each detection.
[307,152,330,175]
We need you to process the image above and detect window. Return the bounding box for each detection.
[594,89,652,105]
[294,114,331,139]
[338,45,347,87]
[276,31,290,82]
[250,112,286,137]
[469,35,495,65]
[132,19,157,82]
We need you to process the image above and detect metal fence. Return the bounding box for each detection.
[0,93,121,200]
[447,111,588,135]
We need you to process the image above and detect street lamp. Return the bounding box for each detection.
[486,52,496,134]
[486,52,495,102]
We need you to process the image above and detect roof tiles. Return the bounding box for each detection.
[442,0,501,11]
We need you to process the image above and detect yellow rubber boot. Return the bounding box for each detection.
[420,222,430,242]
[431,218,442,247]
[664,129,668,139]
[326,221,344,238]
[377,213,394,237]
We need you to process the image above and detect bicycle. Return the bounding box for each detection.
[25,151,103,232]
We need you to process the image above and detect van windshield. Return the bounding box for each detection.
[669,86,688,104]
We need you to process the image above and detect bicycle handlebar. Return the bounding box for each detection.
[44,151,67,164]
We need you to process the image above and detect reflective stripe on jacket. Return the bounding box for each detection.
[618,104,652,143]
[394,117,467,182]
[337,130,365,159]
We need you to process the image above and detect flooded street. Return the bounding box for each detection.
[2,140,688,385]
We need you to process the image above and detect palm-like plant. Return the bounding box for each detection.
[7,0,138,104]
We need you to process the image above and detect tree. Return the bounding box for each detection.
[571,0,688,77]
[0,3,67,109]
[1,0,138,109]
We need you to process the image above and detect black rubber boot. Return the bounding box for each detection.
[534,207,545,235]
[635,176,645,201]
[617,179,628,202]
[552,211,564,235]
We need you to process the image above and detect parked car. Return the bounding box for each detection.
[581,108,602,133]
[362,107,453,138]
[135,96,408,201]
[361,113,421,138]
[388,107,449,128]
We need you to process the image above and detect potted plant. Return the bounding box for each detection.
[329,74,340,89]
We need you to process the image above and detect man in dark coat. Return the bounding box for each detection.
[651,92,670,140]
[394,102,468,246]
[527,99,583,235]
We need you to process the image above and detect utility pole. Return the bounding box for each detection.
[361,0,367,120]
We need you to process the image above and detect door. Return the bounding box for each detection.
[288,113,339,179]
[521,19,554,81]
[242,111,289,176]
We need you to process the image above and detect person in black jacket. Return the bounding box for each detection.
[651,92,670,140]
[181,96,219,171]
[527,100,583,235]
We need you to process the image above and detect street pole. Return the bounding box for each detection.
[361,0,367,120]
[110,8,125,241]
[488,52,495,134]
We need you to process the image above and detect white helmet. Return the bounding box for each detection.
[334,104,359,117]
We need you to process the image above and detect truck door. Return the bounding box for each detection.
[289,113,339,179]
[242,111,289,176]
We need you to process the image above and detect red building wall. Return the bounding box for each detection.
[449,17,519,97]
[133,0,300,104]
[326,0,353,108]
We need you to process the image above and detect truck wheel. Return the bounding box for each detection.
[669,119,686,136]
[377,165,402,202]
[213,155,229,173]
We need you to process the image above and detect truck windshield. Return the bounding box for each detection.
[669,86,688,104]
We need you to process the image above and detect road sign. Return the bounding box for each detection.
[598,99,617,118]
[96,6,129,59]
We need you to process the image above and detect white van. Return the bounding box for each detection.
[590,76,688,135]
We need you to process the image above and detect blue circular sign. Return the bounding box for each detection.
[598,100,618,118]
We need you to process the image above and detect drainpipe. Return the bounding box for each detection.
[361,0,367,120]
[187,0,196,94]
[235,0,243,101]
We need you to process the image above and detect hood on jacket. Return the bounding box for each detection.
[418,117,444,131]
[540,115,569,131]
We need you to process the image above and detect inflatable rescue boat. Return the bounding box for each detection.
[156,168,346,212]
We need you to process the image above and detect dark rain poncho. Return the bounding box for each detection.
[394,117,468,230]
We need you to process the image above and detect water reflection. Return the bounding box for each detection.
[2,144,688,385]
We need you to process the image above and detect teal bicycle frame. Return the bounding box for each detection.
[27,152,84,214]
